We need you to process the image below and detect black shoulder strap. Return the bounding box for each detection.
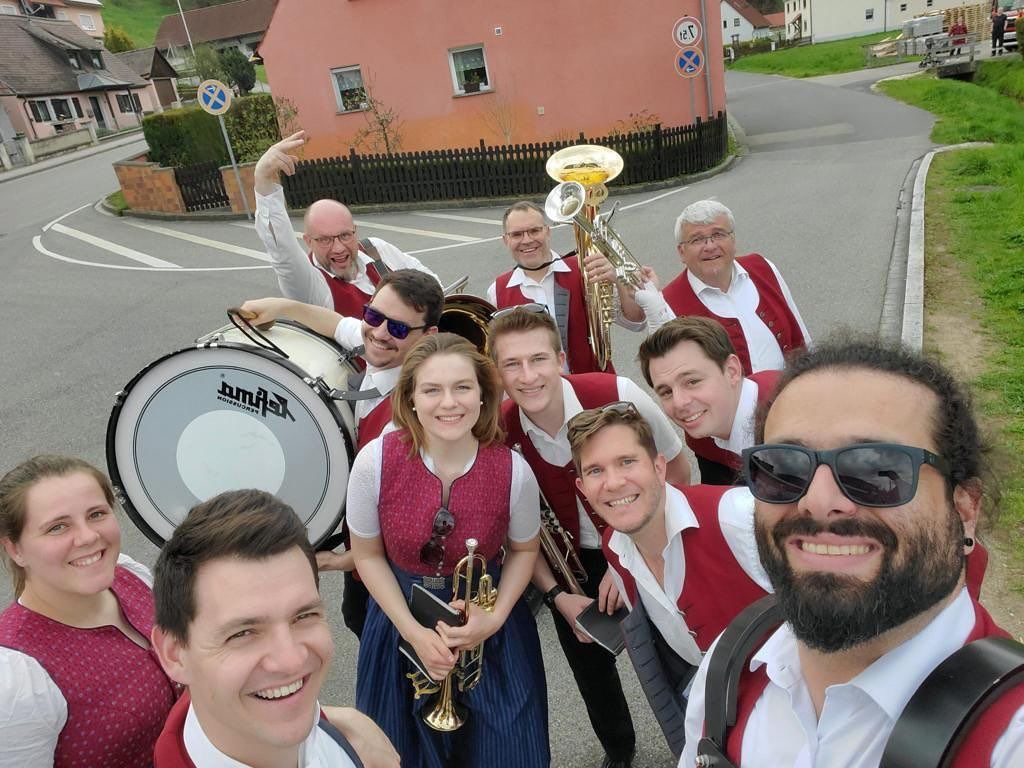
[317,713,365,767]
[359,238,391,279]
[880,636,1024,768]
[702,595,781,749]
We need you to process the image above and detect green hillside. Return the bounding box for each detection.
[102,0,234,50]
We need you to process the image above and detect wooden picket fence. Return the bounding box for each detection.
[281,112,728,208]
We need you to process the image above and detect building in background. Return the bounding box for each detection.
[257,0,726,158]
[0,0,104,39]
[783,0,979,42]
[721,0,775,44]
[154,0,277,70]
[115,47,179,112]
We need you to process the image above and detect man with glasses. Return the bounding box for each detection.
[566,404,771,758]
[239,269,442,637]
[489,306,690,768]
[486,201,663,374]
[647,200,810,375]
[254,131,441,316]
[680,342,1024,768]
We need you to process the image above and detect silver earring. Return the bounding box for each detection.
[411,406,416,412]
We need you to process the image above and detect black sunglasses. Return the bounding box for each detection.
[419,506,455,569]
[742,443,951,508]
[362,304,427,340]
[566,400,641,433]
[490,302,548,322]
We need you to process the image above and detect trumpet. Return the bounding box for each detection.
[408,538,497,732]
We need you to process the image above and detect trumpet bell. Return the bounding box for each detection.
[544,182,587,224]
[545,144,624,186]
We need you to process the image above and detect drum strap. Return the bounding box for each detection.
[360,238,391,280]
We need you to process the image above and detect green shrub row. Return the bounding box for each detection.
[142,93,281,168]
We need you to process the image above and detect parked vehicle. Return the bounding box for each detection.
[1001,0,1023,50]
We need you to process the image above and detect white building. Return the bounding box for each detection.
[721,0,774,44]
[783,0,978,42]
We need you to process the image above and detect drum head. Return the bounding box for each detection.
[107,344,355,548]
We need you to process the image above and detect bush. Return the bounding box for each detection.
[219,47,256,95]
[142,93,281,167]
[103,24,134,53]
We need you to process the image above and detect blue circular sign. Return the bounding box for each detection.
[198,79,232,115]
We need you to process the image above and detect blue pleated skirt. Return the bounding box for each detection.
[356,563,550,768]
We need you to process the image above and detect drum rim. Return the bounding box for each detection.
[106,341,357,548]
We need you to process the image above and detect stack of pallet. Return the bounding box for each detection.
[939,2,991,36]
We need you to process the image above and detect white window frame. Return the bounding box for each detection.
[29,100,52,122]
[448,44,490,95]
[78,13,95,31]
[865,8,874,20]
[329,65,367,114]
[0,5,17,15]
[89,50,103,68]
[899,2,907,10]
[733,18,741,27]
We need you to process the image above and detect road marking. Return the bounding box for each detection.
[50,223,181,268]
[33,236,272,272]
[42,203,90,231]
[411,212,503,226]
[745,122,855,147]
[619,185,691,211]
[122,219,272,261]
[353,220,479,242]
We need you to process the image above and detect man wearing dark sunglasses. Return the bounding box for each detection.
[679,342,1024,768]
[254,131,440,318]
[638,317,780,485]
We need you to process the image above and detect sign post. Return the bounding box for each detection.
[198,79,251,219]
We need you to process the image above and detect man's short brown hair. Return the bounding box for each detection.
[502,200,547,231]
[153,489,317,644]
[637,316,736,386]
[488,306,563,363]
[567,405,658,476]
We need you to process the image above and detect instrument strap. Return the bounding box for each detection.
[552,281,571,356]
[224,309,289,359]
[359,238,391,279]
[513,251,571,273]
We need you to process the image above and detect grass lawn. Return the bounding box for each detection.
[729,31,908,77]
[102,0,174,49]
[879,62,1024,579]
[256,64,268,84]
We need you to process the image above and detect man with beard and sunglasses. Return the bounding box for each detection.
[238,269,442,638]
[254,131,441,317]
[679,342,1024,768]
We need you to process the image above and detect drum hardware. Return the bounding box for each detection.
[224,308,290,358]
[443,274,471,295]
[409,538,497,732]
[544,145,645,371]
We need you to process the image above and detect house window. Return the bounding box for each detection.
[51,98,73,120]
[116,94,141,113]
[723,20,728,29]
[72,97,84,118]
[900,2,907,10]
[68,52,81,69]
[733,18,741,27]
[78,13,95,30]
[56,9,67,19]
[866,8,874,20]
[0,5,16,15]
[330,66,367,112]
[29,100,52,122]
[449,45,489,94]
[926,0,933,6]
[89,51,102,68]
[804,19,808,31]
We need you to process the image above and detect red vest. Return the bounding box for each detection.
[685,370,781,471]
[501,372,619,550]
[724,598,1022,768]
[661,254,806,375]
[356,397,393,451]
[0,567,178,768]
[309,253,382,318]
[603,484,769,651]
[377,430,513,574]
[494,255,612,374]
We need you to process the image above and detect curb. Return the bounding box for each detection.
[900,142,994,352]
[0,130,145,185]
[118,153,739,222]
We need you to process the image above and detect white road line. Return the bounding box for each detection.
[230,221,256,229]
[353,220,479,242]
[42,203,91,232]
[33,236,272,272]
[411,212,503,226]
[122,219,271,261]
[50,223,181,268]
[619,185,691,211]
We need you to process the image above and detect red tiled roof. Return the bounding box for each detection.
[154,0,277,50]
[765,12,785,28]
[724,0,773,29]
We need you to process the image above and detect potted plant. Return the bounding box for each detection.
[463,72,482,93]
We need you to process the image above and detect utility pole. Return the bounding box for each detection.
[175,0,197,59]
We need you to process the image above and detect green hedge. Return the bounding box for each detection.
[142,93,281,167]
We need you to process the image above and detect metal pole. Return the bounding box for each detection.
[698,0,713,117]
[175,0,197,59]
[218,114,251,219]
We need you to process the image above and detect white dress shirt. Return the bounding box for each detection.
[330,317,401,423]
[685,258,811,373]
[605,486,771,665]
[183,701,357,767]
[346,437,541,543]
[0,556,153,768]
[255,184,440,310]
[712,376,760,457]
[518,377,683,549]
[680,587,1024,768]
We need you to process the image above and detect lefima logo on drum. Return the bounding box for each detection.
[216,380,296,422]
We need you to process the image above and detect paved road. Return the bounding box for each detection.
[0,65,937,767]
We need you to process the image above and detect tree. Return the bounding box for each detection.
[219,47,256,95]
[103,24,135,53]
[189,43,226,83]
[351,78,404,154]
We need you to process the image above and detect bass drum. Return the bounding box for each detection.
[106,320,359,549]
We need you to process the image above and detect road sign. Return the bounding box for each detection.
[198,79,232,116]
[674,47,705,78]
[672,16,703,47]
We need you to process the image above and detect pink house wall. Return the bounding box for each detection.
[260,0,725,159]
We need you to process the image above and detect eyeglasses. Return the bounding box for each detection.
[742,442,952,508]
[419,506,455,569]
[681,230,733,248]
[567,400,641,434]
[362,304,427,340]
[490,302,548,322]
[311,231,356,247]
[504,226,547,241]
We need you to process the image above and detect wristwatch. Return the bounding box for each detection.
[543,584,565,609]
